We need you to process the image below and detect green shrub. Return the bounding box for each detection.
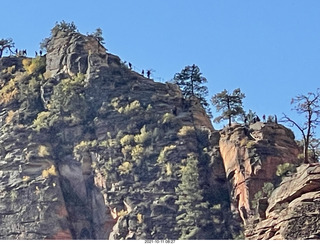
[165,163,173,176]
[162,112,175,124]
[251,182,274,209]
[23,56,46,75]
[276,163,296,178]
[0,78,18,104]
[120,134,134,146]
[33,111,51,131]
[118,100,142,114]
[177,125,195,137]
[134,125,151,145]
[38,145,50,157]
[74,140,97,152]
[131,144,144,161]
[157,144,176,164]
[118,161,133,175]
[246,140,256,149]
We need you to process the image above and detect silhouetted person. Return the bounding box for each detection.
[275,115,278,124]
[129,62,132,70]
[35,51,38,57]
[23,50,27,56]
[256,116,260,122]
[15,49,18,55]
[262,114,266,122]
[141,69,144,76]
[147,70,151,79]
[39,50,42,56]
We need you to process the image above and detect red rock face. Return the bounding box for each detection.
[246,164,320,240]
[49,230,73,240]
[219,122,300,224]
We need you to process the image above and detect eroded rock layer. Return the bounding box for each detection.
[0,30,234,240]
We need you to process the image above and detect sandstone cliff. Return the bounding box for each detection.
[246,163,320,239]
[0,30,234,240]
[1,28,319,240]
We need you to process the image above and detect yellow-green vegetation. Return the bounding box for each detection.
[32,73,88,131]
[165,163,173,176]
[38,145,50,157]
[5,110,15,124]
[0,78,18,104]
[246,140,256,149]
[42,165,57,178]
[60,73,86,92]
[10,190,18,201]
[251,182,274,209]
[131,144,144,161]
[157,144,176,164]
[276,162,296,178]
[2,65,16,74]
[109,96,121,109]
[74,140,97,151]
[137,213,143,224]
[118,161,133,175]
[120,134,135,146]
[22,56,46,75]
[22,176,31,182]
[117,209,128,217]
[240,138,247,147]
[134,125,151,145]
[177,125,195,136]
[212,204,221,210]
[33,111,51,131]
[146,104,153,111]
[118,100,141,114]
[161,112,175,124]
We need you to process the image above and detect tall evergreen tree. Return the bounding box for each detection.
[173,64,210,114]
[211,88,245,126]
[175,153,211,239]
[90,28,105,45]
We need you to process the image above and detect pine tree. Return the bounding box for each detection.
[173,64,210,114]
[175,153,211,239]
[91,28,105,45]
[211,88,245,126]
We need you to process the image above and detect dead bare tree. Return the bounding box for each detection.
[281,89,320,163]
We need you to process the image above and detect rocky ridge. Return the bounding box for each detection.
[0,30,233,240]
[0,29,319,240]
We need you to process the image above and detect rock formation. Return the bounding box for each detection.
[0,29,234,240]
[219,122,300,223]
[0,27,319,240]
[246,163,320,239]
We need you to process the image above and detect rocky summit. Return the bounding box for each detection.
[0,28,319,240]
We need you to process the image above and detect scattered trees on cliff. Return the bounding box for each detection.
[211,88,245,126]
[0,38,15,58]
[89,28,105,45]
[51,20,78,36]
[175,153,212,239]
[40,20,79,51]
[281,89,320,164]
[173,64,210,114]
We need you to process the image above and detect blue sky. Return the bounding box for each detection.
[1,0,320,138]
